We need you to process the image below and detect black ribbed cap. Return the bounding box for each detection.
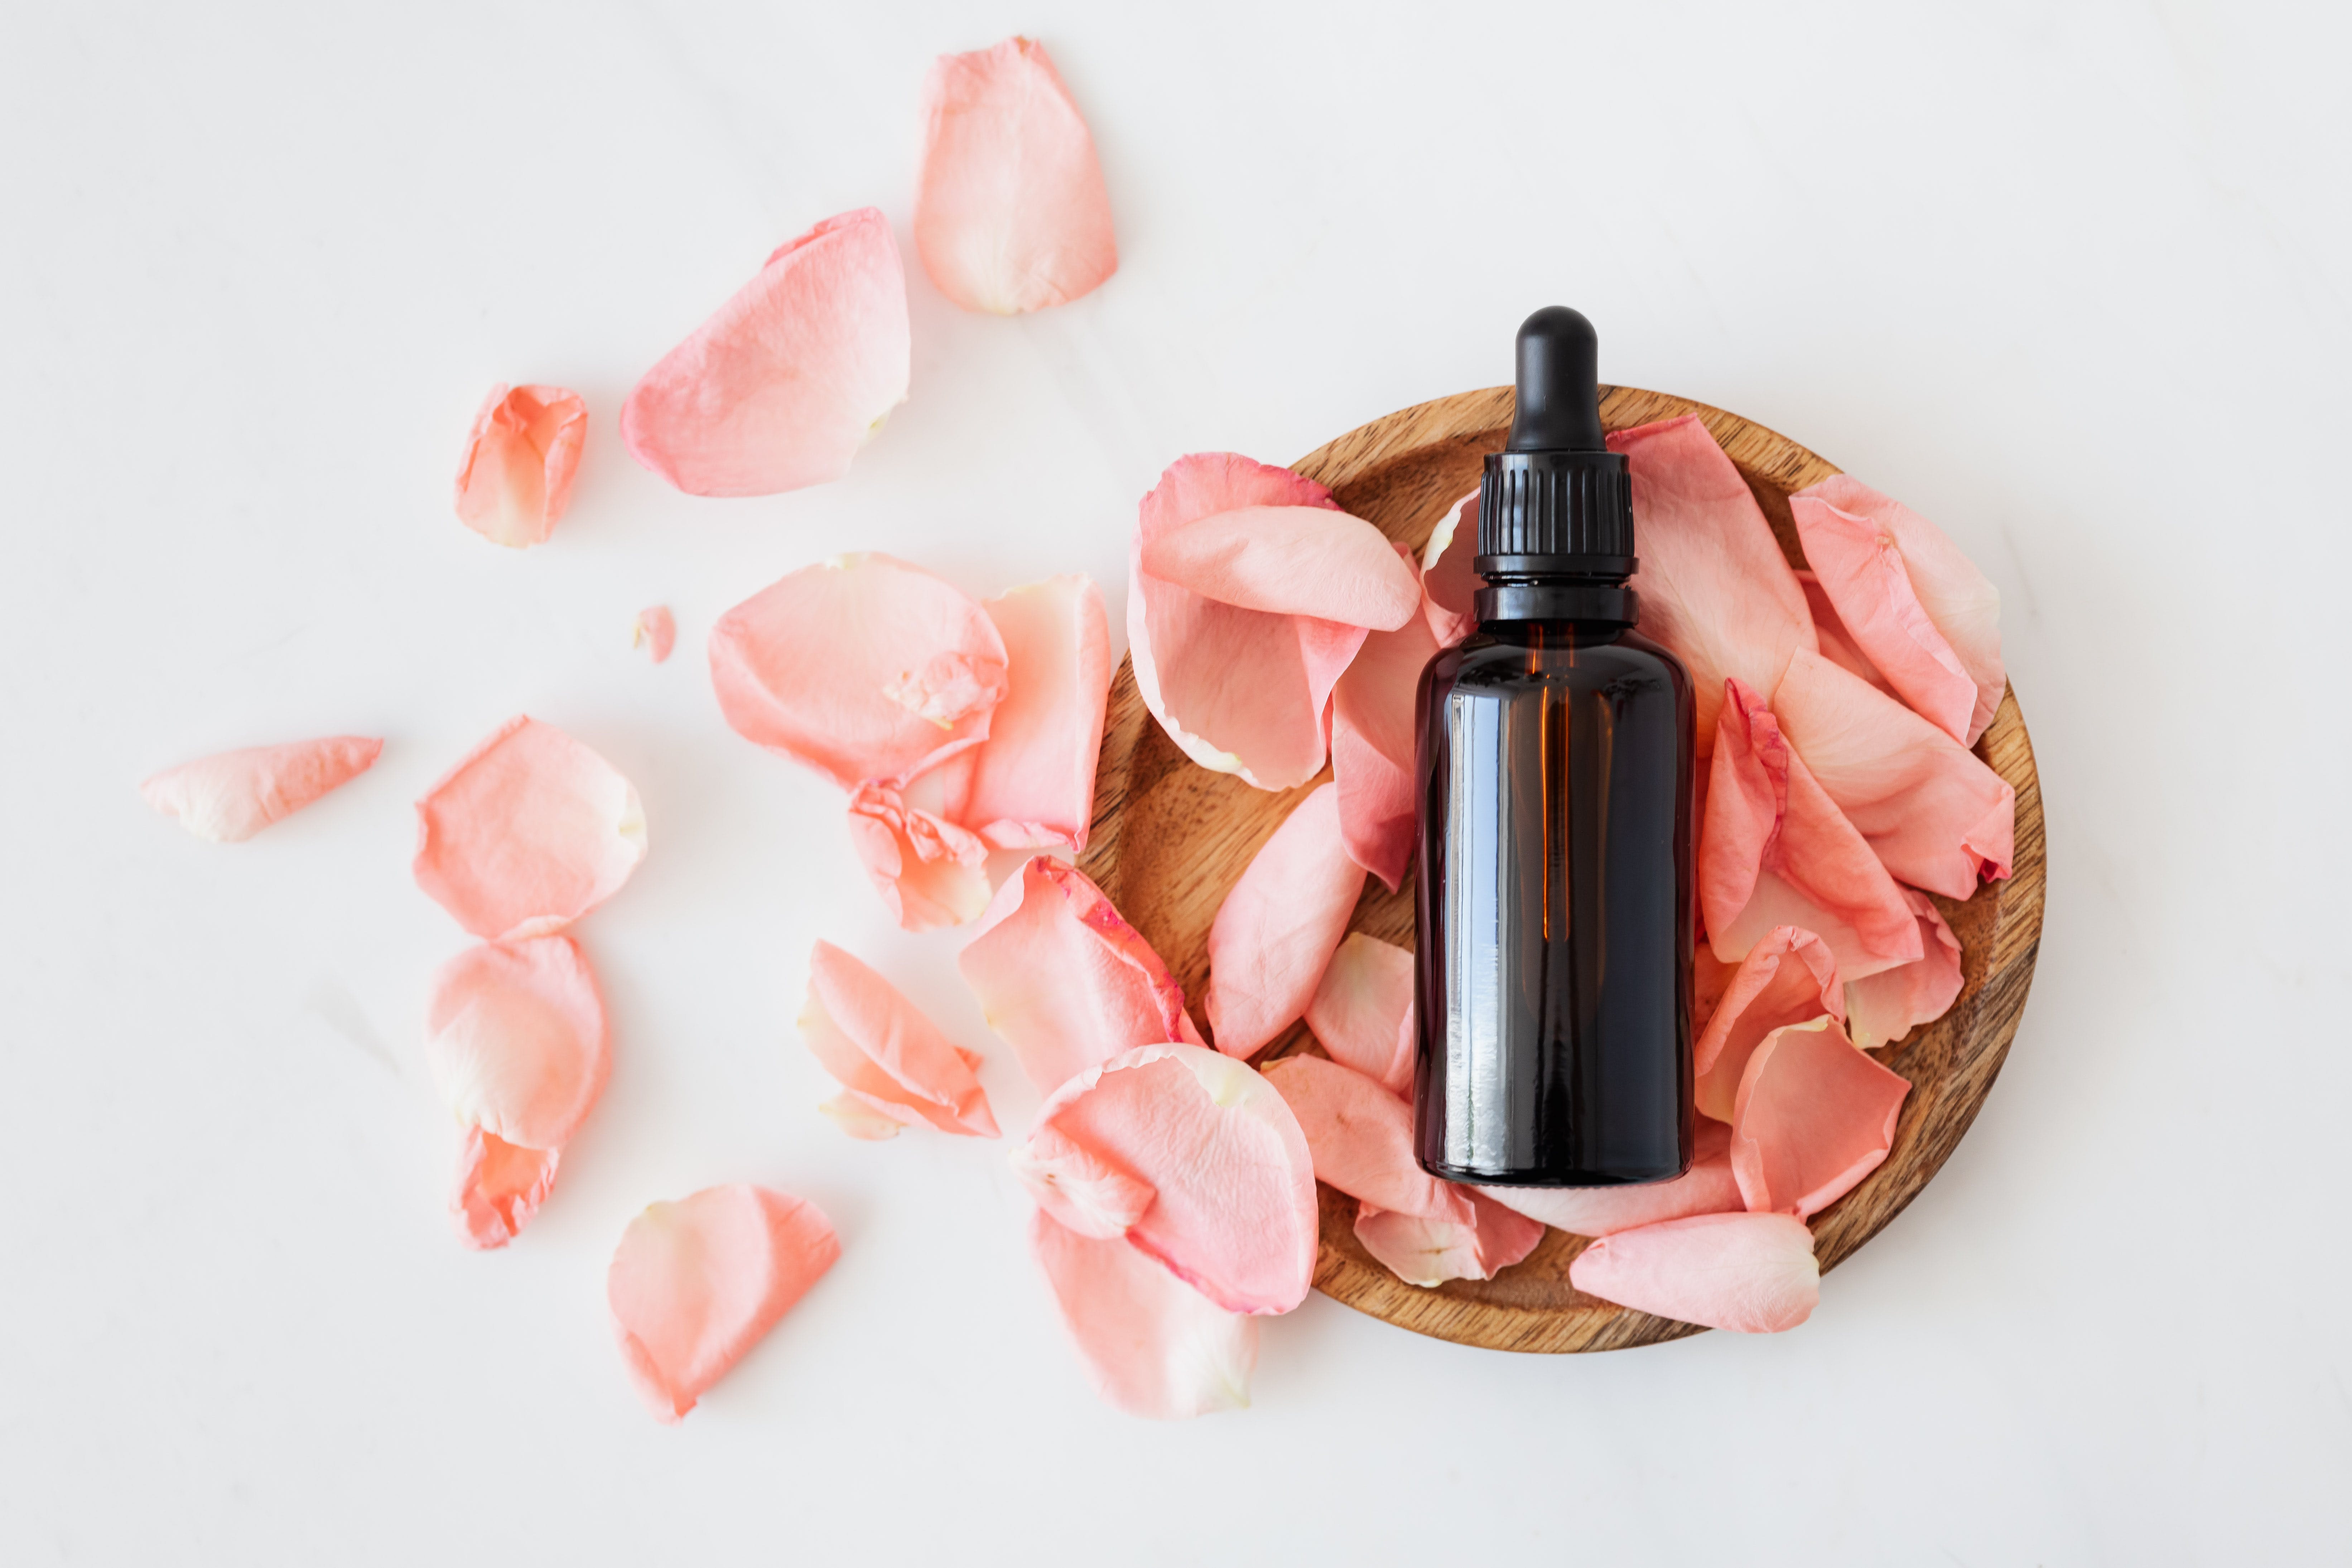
[1478,307,1635,579]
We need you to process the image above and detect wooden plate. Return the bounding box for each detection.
[1079,386,2044,1353]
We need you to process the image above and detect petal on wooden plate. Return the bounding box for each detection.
[799,940,997,1137]
[1479,1118,1741,1236]
[1353,1192,1544,1288]
[453,383,587,547]
[1140,506,1421,630]
[1796,569,1891,696]
[845,782,992,932]
[1691,925,1843,1123]
[1205,783,1367,1059]
[1329,544,1437,890]
[1845,889,1964,1051]
[450,1128,561,1251]
[1420,490,1481,649]
[1304,931,1416,1096]
[425,935,609,1151]
[1261,1055,1471,1224]
[1567,1210,1820,1333]
[141,735,382,843]
[1730,1014,1911,1218]
[1029,1209,1255,1420]
[956,575,1111,851]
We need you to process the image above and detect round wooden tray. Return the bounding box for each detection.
[1079,386,2044,1353]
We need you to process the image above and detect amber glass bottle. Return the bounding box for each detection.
[1412,308,1695,1187]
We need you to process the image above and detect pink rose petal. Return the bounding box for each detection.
[412,716,646,941]
[845,782,991,932]
[1421,491,1481,648]
[915,37,1117,315]
[453,383,587,548]
[818,1094,912,1141]
[798,940,997,1138]
[1353,1191,1544,1288]
[1692,925,1844,1124]
[711,553,1008,789]
[607,1185,840,1423]
[956,575,1111,851]
[1329,544,1438,889]
[1009,1124,1156,1239]
[1261,1054,1472,1224]
[1129,453,1368,789]
[425,935,609,1152]
[140,734,382,843]
[1793,475,2005,745]
[1018,1043,1317,1315]
[621,208,909,496]
[1796,569,1891,695]
[958,857,1204,1094]
[1568,1210,1820,1333]
[1730,1014,1911,1218]
[1304,931,1417,1096]
[1029,1209,1255,1420]
[450,1129,561,1251]
[1141,506,1422,630]
[1846,889,1964,1050]
[1480,1118,1743,1236]
[1205,782,1367,1059]
[632,606,676,664]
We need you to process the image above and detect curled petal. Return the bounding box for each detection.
[1029,1209,1255,1420]
[1846,889,1964,1050]
[1796,569,1890,695]
[1021,1044,1317,1315]
[453,384,587,548]
[621,208,909,496]
[632,606,676,664]
[1790,501,1973,740]
[711,554,1008,789]
[1568,1211,1820,1333]
[1692,926,1843,1124]
[607,1185,840,1423]
[450,1128,561,1250]
[140,735,382,843]
[412,716,646,940]
[1205,783,1367,1058]
[1480,1118,1741,1236]
[1329,545,1438,890]
[1304,932,1417,1096]
[1009,1124,1155,1239]
[957,575,1112,851]
[915,38,1117,315]
[799,941,997,1137]
[1262,1055,1471,1224]
[1730,1015,1911,1218]
[1354,1192,1544,1288]
[845,782,991,932]
[1421,491,1481,648]
[1140,506,1422,630]
[425,935,609,1150]
[958,857,1204,1094]
[819,1094,910,1140]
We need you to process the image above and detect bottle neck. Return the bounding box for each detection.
[1474,576,1638,626]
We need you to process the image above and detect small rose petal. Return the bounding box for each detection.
[1730,1014,1911,1218]
[955,575,1111,851]
[1018,1044,1317,1315]
[412,716,646,941]
[1205,783,1368,1059]
[1796,569,1890,695]
[450,1128,561,1250]
[140,735,382,843]
[818,1094,909,1140]
[711,554,1009,789]
[607,1185,840,1423]
[1568,1210,1820,1333]
[1329,545,1438,889]
[1846,889,1965,1050]
[1304,932,1417,1096]
[1692,926,1843,1123]
[958,857,1204,1094]
[845,782,992,932]
[798,940,997,1138]
[1129,453,1367,790]
[1480,1118,1743,1236]
[1421,491,1481,648]
[1141,507,1422,631]
[621,208,909,497]
[425,935,609,1152]
[453,384,587,548]
[1261,1055,1471,1224]
[1793,475,2005,745]
[1354,1191,1544,1288]
[915,38,1117,315]
[632,606,676,664]
[1029,1209,1255,1420]
[1009,1124,1156,1239]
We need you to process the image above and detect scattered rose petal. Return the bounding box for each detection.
[1420,491,1481,648]
[632,606,676,664]
[1846,889,1965,1050]
[1129,453,1368,789]
[1304,932,1417,1096]
[1354,1191,1544,1288]
[845,782,992,932]
[412,716,646,941]
[915,38,1118,315]
[425,935,609,1152]
[1731,1014,1911,1218]
[818,1094,909,1141]
[140,734,382,843]
[1262,1053,1473,1223]
[1010,1124,1156,1239]
[958,857,1204,1094]
[954,575,1111,851]
[1480,1118,1743,1236]
[453,384,587,548]
[451,1128,561,1250]
[1018,1044,1317,1314]
[710,554,1008,789]
[1029,1209,1255,1420]
[1567,1210,1820,1333]
[1329,543,1437,889]
[1796,569,1890,695]
[607,1185,840,1423]
[1793,475,2005,745]
[1141,507,1421,631]
[798,940,998,1138]
[621,208,909,497]
[1205,782,1367,1059]
[1692,926,1844,1123]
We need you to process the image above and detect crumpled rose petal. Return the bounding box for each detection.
[451,1128,561,1250]
[1480,1118,1743,1236]
[453,384,587,548]
[1304,931,1416,1096]
[1796,569,1890,695]
[1608,415,1817,755]
[412,716,647,941]
[1701,679,1921,981]
[1329,544,1437,890]
[1567,1210,1819,1333]
[1009,1124,1156,1239]
[953,575,1110,851]
[959,857,1204,1094]
[1420,491,1481,648]
[1846,889,1964,1050]
[607,1185,840,1423]
[1030,1209,1255,1420]
[1793,475,2005,746]
[425,935,609,1152]
[1262,1053,1473,1223]
[1129,453,1368,789]
[1692,925,1843,1123]
[915,37,1117,315]
[1205,782,1368,1058]
[1018,1043,1317,1315]
[1731,1014,1911,1218]
[1353,1192,1544,1288]
[632,606,675,664]
[845,782,992,932]
[621,208,909,497]
[140,735,382,843]
[711,553,1008,789]
[1773,648,2015,901]
[1141,506,1422,631]
[798,940,998,1138]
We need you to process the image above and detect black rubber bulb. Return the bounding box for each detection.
[1505,305,1606,453]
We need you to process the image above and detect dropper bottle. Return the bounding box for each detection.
[1412,307,1695,1187]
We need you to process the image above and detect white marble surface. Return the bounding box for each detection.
[4,2,2348,1562]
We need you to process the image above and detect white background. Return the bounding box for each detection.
[4,1,2347,1563]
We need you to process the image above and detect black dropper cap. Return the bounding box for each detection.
[1477,307,1635,582]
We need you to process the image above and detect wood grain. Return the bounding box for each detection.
[1080,387,2043,1353]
